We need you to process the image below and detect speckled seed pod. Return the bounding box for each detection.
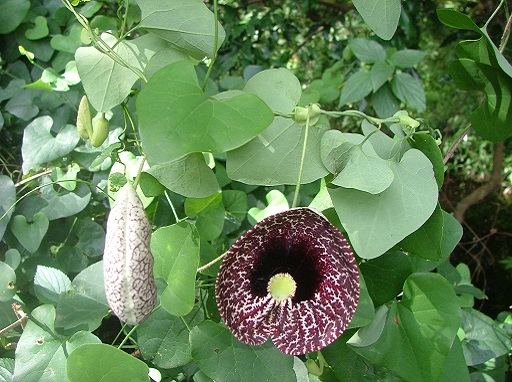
[215,207,360,355]
[104,182,157,325]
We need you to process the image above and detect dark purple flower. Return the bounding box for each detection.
[215,207,359,355]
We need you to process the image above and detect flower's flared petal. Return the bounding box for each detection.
[215,237,274,345]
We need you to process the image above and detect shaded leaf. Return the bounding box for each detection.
[34,265,71,305]
[390,72,426,111]
[352,0,401,40]
[66,343,149,382]
[21,116,80,174]
[151,222,200,316]
[0,175,16,241]
[190,321,296,382]
[137,0,225,60]
[390,49,427,68]
[339,71,372,105]
[349,38,386,63]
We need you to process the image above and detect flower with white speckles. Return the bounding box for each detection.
[215,207,360,355]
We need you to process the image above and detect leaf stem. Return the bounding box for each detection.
[202,0,219,91]
[197,251,227,273]
[292,108,311,208]
[117,324,138,349]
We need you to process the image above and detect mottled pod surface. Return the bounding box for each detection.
[104,182,157,325]
[215,207,360,355]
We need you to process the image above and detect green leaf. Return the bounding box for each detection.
[333,146,394,194]
[371,83,400,118]
[55,262,109,333]
[66,343,149,382]
[348,274,375,329]
[359,251,413,306]
[76,34,152,112]
[329,148,438,259]
[349,273,461,382]
[138,172,165,197]
[437,337,470,382]
[410,131,444,189]
[0,262,15,302]
[11,212,49,254]
[370,61,394,92]
[151,222,200,316]
[137,61,274,165]
[146,153,220,198]
[0,175,16,241]
[75,219,105,258]
[461,308,511,366]
[13,305,101,382]
[137,0,225,60]
[38,183,92,221]
[25,16,49,40]
[339,71,373,105]
[400,204,444,261]
[226,68,328,185]
[21,116,80,174]
[390,72,426,111]
[247,189,289,224]
[227,117,329,186]
[436,9,480,33]
[4,249,21,270]
[243,68,301,113]
[0,358,14,382]
[52,163,80,191]
[137,305,203,369]
[449,59,512,142]
[322,331,369,382]
[184,193,225,241]
[190,320,296,382]
[349,38,386,63]
[352,0,401,40]
[0,0,30,34]
[222,190,248,234]
[51,24,83,53]
[34,265,71,305]
[390,49,427,68]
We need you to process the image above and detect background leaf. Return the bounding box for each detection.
[137,0,225,60]
[66,343,149,382]
[390,72,426,111]
[0,0,30,34]
[151,222,200,316]
[349,273,462,382]
[190,321,296,382]
[339,71,372,105]
[21,116,80,174]
[13,305,100,382]
[352,0,401,40]
[34,265,71,304]
[0,175,16,241]
[0,262,16,302]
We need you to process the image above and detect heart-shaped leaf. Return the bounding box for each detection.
[21,116,80,174]
[11,212,49,254]
[76,34,153,112]
[50,24,83,53]
[329,148,438,259]
[137,60,274,165]
[352,0,401,40]
[25,15,49,40]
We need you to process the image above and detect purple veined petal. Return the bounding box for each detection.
[215,207,360,355]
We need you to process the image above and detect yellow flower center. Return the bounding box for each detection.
[267,273,296,302]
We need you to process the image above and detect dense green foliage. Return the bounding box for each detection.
[0,0,511,381]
